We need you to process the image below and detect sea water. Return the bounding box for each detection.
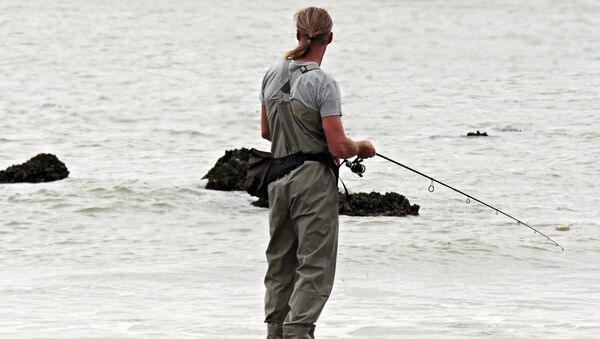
[1,0,599,338]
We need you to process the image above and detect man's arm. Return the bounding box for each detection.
[322,115,375,159]
[261,104,271,141]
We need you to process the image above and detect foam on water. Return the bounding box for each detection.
[1,0,600,338]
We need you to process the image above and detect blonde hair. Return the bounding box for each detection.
[284,7,333,60]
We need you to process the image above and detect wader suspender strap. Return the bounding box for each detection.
[280,60,291,93]
[280,61,319,94]
[290,64,319,86]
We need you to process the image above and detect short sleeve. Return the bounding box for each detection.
[316,76,342,117]
[259,72,268,105]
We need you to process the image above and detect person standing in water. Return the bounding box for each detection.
[259,7,376,339]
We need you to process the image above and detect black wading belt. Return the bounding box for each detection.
[266,152,339,187]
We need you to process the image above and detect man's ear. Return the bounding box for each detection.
[327,32,333,44]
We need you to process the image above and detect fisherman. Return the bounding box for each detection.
[259,7,376,339]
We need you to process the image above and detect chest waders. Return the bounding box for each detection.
[264,60,339,339]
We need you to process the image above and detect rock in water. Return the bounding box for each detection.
[0,153,69,184]
[203,148,250,191]
[339,192,420,216]
[466,130,488,137]
[252,191,420,217]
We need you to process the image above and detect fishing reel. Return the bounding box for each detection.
[345,157,366,177]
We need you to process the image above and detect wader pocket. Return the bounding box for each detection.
[245,148,272,199]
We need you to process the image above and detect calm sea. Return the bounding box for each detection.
[1,0,599,338]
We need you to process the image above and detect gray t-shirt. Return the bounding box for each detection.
[260,60,342,117]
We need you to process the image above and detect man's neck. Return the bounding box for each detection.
[294,47,326,65]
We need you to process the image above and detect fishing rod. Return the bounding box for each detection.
[345,153,564,251]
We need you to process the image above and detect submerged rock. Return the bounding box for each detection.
[339,192,419,216]
[0,153,69,184]
[466,130,488,137]
[251,197,269,208]
[203,148,251,191]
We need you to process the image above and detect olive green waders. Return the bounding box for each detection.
[264,60,339,339]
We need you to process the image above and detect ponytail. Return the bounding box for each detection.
[284,39,311,60]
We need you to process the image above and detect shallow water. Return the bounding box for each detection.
[1,0,599,338]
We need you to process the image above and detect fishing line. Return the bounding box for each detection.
[369,153,564,251]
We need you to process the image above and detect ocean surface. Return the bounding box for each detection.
[1,0,599,338]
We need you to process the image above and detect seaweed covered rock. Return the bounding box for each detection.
[203,148,251,191]
[339,192,419,216]
[0,153,69,184]
[251,192,419,217]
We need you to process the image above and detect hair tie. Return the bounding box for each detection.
[301,33,314,41]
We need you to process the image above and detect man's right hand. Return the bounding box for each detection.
[357,140,376,159]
